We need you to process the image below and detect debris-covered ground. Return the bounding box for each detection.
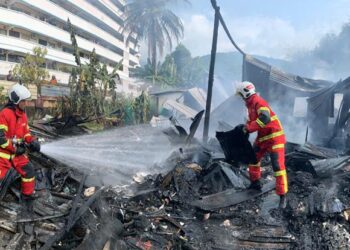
[0,122,350,249]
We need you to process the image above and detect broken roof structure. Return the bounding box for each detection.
[151,87,207,120]
[243,55,332,97]
[241,54,350,149]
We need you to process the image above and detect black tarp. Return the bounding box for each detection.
[216,125,256,164]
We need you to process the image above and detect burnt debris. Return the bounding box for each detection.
[0,118,349,249]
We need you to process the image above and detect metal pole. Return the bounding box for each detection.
[203,1,220,143]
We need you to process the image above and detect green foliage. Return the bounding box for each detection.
[61,19,151,126]
[132,91,150,124]
[0,86,7,105]
[12,47,49,95]
[124,0,185,74]
[171,44,191,78]
[61,20,123,119]
[131,44,207,89]
[291,22,350,78]
[105,92,150,126]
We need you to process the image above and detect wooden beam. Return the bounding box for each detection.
[203,0,220,143]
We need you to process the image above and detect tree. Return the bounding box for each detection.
[171,44,191,79]
[0,86,7,105]
[13,47,49,96]
[131,57,178,89]
[64,19,122,118]
[123,0,185,75]
[133,91,150,124]
[131,44,206,89]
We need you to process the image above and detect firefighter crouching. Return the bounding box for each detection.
[0,83,41,212]
[236,81,288,209]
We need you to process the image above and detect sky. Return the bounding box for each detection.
[164,0,350,60]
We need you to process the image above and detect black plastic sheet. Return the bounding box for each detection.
[216,125,256,164]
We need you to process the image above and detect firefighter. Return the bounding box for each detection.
[0,83,40,212]
[236,81,288,208]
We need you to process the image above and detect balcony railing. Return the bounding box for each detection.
[20,0,126,51]
[0,60,70,84]
[0,7,123,64]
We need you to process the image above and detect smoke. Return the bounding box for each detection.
[41,125,175,186]
[289,22,350,81]
[269,101,308,144]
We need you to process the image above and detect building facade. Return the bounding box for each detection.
[0,0,141,96]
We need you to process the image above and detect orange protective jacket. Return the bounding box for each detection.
[0,104,34,161]
[245,94,286,149]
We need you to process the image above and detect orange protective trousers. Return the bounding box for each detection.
[248,145,288,195]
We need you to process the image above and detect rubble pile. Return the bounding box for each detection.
[0,124,349,249]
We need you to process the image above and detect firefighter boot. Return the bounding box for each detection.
[20,193,36,217]
[279,195,287,209]
[248,180,262,191]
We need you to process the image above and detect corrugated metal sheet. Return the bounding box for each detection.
[244,55,332,93]
[245,55,270,71]
[150,89,185,96]
[269,67,328,92]
[163,99,198,118]
[41,85,70,97]
[187,87,207,109]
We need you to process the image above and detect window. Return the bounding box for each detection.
[9,30,20,38]
[293,97,308,118]
[0,49,6,61]
[129,48,138,56]
[8,54,22,63]
[62,47,73,54]
[21,33,30,40]
[129,61,137,67]
[0,28,6,35]
[39,39,48,46]
[48,42,56,48]
[329,93,344,124]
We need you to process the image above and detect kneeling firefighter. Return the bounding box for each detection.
[236,81,288,209]
[0,83,40,211]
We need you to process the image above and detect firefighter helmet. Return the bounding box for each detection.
[8,83,31,104]
[236,81,256,99]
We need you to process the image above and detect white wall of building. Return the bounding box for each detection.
[0,0,141,96]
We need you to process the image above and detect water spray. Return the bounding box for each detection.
[40,125,174,185]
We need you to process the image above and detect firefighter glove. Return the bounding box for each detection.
[15,143,26,155]
[236,124,248,134]
[29,140,40,153]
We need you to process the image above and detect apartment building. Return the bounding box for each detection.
[0,0,141,96]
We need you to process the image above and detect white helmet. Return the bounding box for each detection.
[236,81,256,99]
[8,83,31,104]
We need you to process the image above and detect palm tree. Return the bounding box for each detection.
[123,0,185,75]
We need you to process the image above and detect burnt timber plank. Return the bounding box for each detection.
[39,187,104,250]
[191,182,275,211]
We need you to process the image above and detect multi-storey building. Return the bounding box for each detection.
[0,0,141,96]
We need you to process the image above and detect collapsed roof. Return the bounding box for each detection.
[243,55,333,97]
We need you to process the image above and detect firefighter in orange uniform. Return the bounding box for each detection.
[0,83,40,212]
[236,81,288,208]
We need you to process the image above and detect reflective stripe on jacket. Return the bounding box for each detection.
[245,94,286,147]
